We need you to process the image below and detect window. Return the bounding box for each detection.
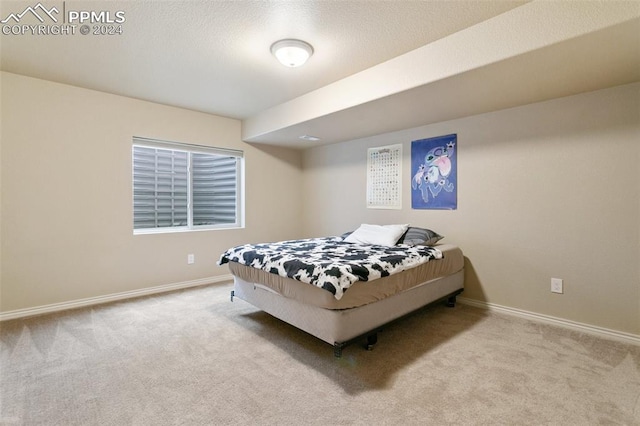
[132,137,243,233]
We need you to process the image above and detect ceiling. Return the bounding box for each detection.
[1,0,639,149]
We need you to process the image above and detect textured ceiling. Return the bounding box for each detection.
[242,1,640,147]
[0,0,526,119]
[1,1,638,149]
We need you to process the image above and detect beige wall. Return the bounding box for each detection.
[0,72,303,312]
[2,72,638,337]
[302,83,640,335]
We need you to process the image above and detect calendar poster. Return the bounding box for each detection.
[411,134,457,210]
[367,144,402,209]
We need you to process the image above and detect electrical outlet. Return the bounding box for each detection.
[187,254,195,264]
[551,278,563,294]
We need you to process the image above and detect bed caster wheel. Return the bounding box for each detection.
[365,333,378,351]
[446,295,456,307]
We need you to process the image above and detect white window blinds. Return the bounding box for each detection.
[192,153,238,226]
[132,138,243,233]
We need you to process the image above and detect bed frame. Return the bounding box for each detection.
[230,269,464,357]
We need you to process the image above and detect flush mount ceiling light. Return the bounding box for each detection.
[271,39,314,68]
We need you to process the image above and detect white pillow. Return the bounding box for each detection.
[344,223,409,246]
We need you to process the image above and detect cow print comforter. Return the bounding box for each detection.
[218,237,442,300]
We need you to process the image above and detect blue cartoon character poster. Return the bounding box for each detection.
[411,134,457,210]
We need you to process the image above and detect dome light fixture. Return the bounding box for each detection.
[271,39,314,68]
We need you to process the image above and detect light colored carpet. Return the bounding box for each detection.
[1,282,639,425]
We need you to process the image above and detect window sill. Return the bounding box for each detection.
[133,225,244,235]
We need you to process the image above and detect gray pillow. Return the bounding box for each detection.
[340,231,353,240]
[397,227,443,246]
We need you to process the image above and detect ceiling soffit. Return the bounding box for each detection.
[242,1,640,148]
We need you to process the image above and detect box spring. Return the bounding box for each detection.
[232,269,464,355]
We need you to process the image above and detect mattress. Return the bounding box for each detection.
[228,243,464,310]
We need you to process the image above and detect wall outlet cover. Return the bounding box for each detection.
[551,278,563,294]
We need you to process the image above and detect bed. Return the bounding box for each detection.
[218,225,464,357]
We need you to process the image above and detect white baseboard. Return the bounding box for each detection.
[4,282,637,346]
[458,297,640,345]
[0,274,234,321]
